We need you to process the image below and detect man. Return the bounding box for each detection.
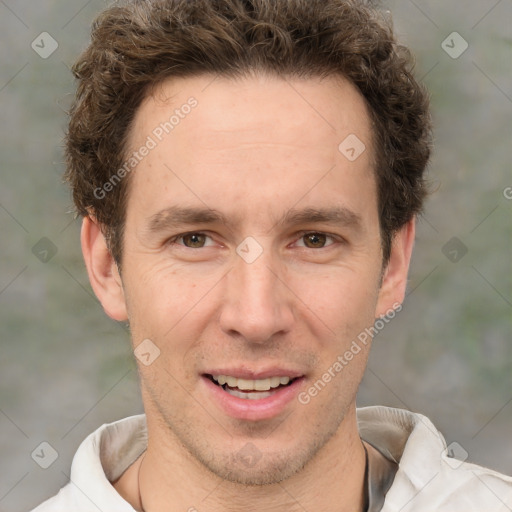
[32,0,512,510]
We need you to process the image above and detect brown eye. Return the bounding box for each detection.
[302,233,328,248]
[181,233,207,248]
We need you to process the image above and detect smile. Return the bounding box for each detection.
[208,374,296,400]
[202,371,305,420]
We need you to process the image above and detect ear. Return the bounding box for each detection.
[81,216,128,322]
[375,217,416,318]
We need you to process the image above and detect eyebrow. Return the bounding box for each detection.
[146,206,228,234]
[276,207,362,231]
[145,205,362,235]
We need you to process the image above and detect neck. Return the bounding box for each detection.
[115,406,366,512]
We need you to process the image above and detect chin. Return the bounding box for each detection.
[212,452,307,486]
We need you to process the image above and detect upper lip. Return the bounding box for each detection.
[203,368,305,380]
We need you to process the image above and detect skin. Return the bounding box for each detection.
[82,73,415,512]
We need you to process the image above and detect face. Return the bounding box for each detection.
[86,73,411,485]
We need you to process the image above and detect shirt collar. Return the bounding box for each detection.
[363,439,399,512]
[68,408,424,511]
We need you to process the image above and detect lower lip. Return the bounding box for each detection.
[201,375,305,421]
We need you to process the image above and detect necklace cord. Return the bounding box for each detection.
[137,451,147,512]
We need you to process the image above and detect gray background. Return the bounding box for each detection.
[1,1,511,510]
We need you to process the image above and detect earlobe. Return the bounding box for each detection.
[375,218,416,318]
[81,216,128,322]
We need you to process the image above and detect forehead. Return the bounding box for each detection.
[128,72,373,159]
[124,73,376,228]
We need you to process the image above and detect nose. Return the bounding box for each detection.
[218,249,294,344]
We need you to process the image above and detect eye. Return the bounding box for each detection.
[295,232,336,249]
[171,232,214,248]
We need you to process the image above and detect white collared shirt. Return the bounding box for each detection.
[31,406,512,511]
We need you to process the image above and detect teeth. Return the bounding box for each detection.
[212,375,291,391]
[225,388,274,400]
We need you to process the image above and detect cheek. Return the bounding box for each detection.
[297,274,376,409]
[123,260,220,337]
[290,268,380,339]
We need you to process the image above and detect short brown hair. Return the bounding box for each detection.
[66,0,431,266]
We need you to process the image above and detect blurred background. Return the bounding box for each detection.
[0,0,511,510]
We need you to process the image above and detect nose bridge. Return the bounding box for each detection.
[237,255,278,303]
[219,246,293,342]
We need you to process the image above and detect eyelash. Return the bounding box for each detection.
[169,232,216,248]
[294,232,338,248]
[168,231,341,249]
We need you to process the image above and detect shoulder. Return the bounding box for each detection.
[30,485,78,512]
[29,415,146,512]
[30,484,135,512]
[357,406,512,511]
[389,456,512,511]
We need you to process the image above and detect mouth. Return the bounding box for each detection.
[205,374,299,400]
[201,371,305,420]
